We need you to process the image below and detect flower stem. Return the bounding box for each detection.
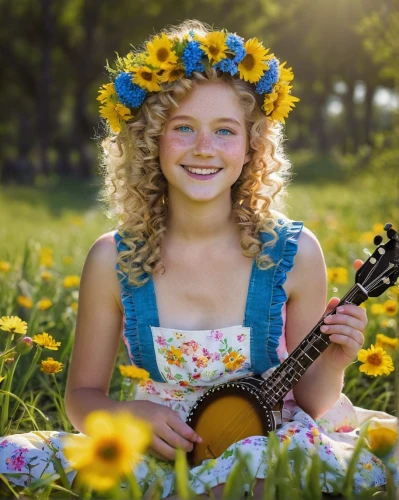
[0,353,21,435]
[52,374,71,432]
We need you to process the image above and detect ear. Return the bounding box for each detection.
[244,151,251,164]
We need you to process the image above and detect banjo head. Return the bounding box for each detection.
[187,380,277,466]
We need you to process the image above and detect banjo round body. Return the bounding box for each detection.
[186,376,283,466]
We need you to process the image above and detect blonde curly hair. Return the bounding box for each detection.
[99,20,292,286]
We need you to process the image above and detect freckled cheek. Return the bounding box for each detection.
[159,135,194,163]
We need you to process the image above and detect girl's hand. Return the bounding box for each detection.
[320,259,367,371]
[128,400,202,461]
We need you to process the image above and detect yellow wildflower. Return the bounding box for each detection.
[33,332,61,350]
[263,82,300,124]
[99,101,132,134]
[40,247,54,268]
[119,365,150,381]
[37,298,53,311]
[63,256,74,265]
[375,333,398,351]
[132,66,161,92]
[327,267,349,285]
[367,422,398,457]
[17,295,33,309]
[166,346,184,367]
[41,270,52,282]
[223,351,246,371]
[199,31,228,64]
[238,38,271,83]
[383,299,398,316]
[146,33,178,69]
[358,345,394,377]
[40,357,64,374]
[371,303,385,315]
[97,82,117,104]
[62,411,151,491]
[0,316,27,335]
[0,261,11,273]
[63,275,80,288]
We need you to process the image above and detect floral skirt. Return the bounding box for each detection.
[0,395,397,498]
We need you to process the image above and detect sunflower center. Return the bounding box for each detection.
[142,71,153,82]
[157,48,169,62]
[209,45,220,57]
[367,353,382,366]
[241,54,255,71]
[96,440,121,461]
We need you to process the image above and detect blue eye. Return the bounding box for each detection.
[217,128,233,135]
[176,126,192,132]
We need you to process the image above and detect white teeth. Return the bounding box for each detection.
[183,166,220,175]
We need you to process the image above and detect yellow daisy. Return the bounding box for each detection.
[17,295,33,309]
[0,316,27,335]
[367,422,398,457]
[223,351,246,371]
[199,31,228,64]
[99,102,132,134]
[358,344,394,377]
[371,303,385,315]
[383,299,398,316]
[40,357,64,374]
[119,365,150,381]
[63,275,81,289]
[238,38,271,83]
[263,83,300,123]
[375,333,398,351]
[62,411,151,491]
[146,33,178,70]
[37,298,53,311]
[327,267,349,285]
[132,66,161,92]
[0,261,11,273]
[159,63,186,83]
[33,332,61,350]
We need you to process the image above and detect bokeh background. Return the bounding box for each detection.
[0,0,398,426]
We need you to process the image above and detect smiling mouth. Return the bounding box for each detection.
[181,165,221,176]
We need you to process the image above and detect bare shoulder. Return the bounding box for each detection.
[285,226,327,299]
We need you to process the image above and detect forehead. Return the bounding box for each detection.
[169,81,245,123]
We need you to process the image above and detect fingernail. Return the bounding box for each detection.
[337,306,344,313]
[197,436,202,443]
[320,325,328,332]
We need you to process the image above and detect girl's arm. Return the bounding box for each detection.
[284,228,367,419]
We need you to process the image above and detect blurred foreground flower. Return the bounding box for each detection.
[367,422,398,459]
[41,357,63,374]
[63,275,80,288]
[327,267,348,285]
[0,261,11,273]
[17,295,33,309]
[358,345,394,376]
[119,365,150,382]
[375,333,398,352]
[33,332,61,350]
[0,316,27,335]
[40,247,54,268]
[37,298,53,311]
[63,411,151,491]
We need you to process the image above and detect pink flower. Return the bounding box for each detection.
[335,424,355,433]
[156,336,167,347]
[202,348,211,359]
[181,340,199,356]
[6,452,27,472]
[237,334,246,342]
[212,352,221,362]
[0,439,9,449]
[207,330,223,341]
[242,438,252,444]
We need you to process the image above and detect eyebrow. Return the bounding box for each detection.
[168,115,242,126]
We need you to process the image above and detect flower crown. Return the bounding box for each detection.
[97,30,300,133]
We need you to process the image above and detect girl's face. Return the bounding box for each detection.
[159,81,251,204]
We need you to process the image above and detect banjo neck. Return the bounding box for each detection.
[260,283,369,407]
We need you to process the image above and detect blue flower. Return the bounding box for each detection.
[226,33,246,63]
[215,58,238,76]
[114,72,147,108]
[182,40,205,76]
[255,58,279,94]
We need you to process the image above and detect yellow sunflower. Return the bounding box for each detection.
[33,332,61,350]
[99,102,132,134]
[0,316,27,335]
[146,33,178,70]
[199,31,228,64]
[383,299,398,316]
[263,83,300,123]
[40,357,64,374]
[375,333,398,351]
[62,411,151,491]
[17,295,33,309]
[132,66,161,92]
[238,38,272,83]
[358,344,394,377]
[119,365,150,381]
[159,63,186,83]
[97,83,116,104]
[278,62,295,83]
[223,351,246,371]
[367,422,398,457]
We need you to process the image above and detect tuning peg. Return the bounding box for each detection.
[384,223,392,231]
[387,227,397,239]
[373,235,383,245]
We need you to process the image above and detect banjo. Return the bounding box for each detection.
[186,223,399,466]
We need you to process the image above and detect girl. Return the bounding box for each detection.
[0,20,397,498]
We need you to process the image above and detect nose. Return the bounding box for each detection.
[193,131,216,158]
